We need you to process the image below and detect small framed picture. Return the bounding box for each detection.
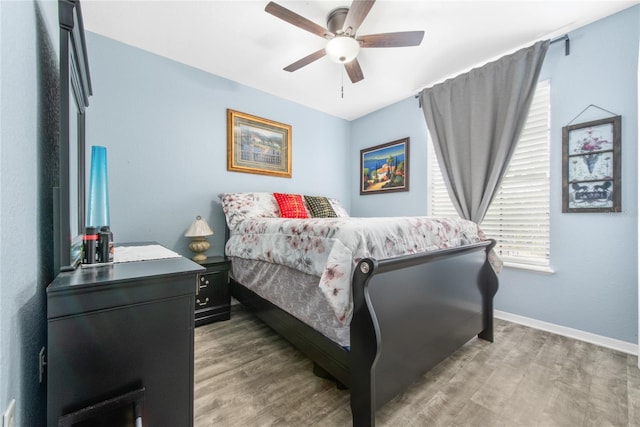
[562,116,621,212]
[360,137,409,195]
[227,109,292,178]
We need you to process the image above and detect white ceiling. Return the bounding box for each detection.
[81,0,638,121]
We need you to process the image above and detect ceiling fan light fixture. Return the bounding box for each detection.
[325,36,360,64]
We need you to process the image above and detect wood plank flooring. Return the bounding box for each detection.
[194,306,640,426]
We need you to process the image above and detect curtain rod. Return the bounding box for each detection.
[415,35,570,100]
[550,34,570,56]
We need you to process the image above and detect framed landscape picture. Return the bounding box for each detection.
[227,109,292,178]
[562,116,621,212]
[360,137,409,195]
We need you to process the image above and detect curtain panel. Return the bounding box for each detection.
[419,40,549,224]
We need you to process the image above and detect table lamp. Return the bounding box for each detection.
[184,216,214,262]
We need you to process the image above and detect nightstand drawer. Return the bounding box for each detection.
[195,257,230,326]
[196,272,225,307]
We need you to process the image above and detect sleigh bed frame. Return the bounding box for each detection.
[227,233,498,427]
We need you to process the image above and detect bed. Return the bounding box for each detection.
[221,192,499,427]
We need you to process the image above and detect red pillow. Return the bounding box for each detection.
[273,193,309,219]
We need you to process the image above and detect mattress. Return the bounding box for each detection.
[225,215,490,325]
[229,256,351,347]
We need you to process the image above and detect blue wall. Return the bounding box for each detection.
[349,95,429,217]
[0,1,58,425]
[350,6,639,345]
[85,33,351,257]
[0,3,637,424]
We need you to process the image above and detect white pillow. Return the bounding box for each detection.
[220,192,280,229]
[327,198,349,217]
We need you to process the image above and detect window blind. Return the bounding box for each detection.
[429,80,550,267]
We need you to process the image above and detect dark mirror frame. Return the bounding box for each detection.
[55,0,92,272]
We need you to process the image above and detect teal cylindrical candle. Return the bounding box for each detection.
[86,145,110,228]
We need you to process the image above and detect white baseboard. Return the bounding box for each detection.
[495,310,638,356]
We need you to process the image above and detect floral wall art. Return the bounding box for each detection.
[562,116,621,212]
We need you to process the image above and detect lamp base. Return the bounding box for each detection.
[188,237,210,263]
[191,253,207,263]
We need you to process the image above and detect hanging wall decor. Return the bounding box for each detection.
[360,137,409,195]
[562,115,621,213]
[227,109,292,178]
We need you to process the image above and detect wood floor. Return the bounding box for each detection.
[194,306,640,426]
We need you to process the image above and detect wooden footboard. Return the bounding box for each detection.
[228,239,498,427]
[349,239,498,426]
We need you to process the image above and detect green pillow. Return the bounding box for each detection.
[304,196,337,218]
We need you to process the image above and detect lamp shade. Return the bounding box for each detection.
[325,36,360,63]
[184,216,214,237]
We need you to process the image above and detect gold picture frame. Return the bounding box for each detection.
[227,109,292,178]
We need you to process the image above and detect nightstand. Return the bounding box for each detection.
[195,256,230,326]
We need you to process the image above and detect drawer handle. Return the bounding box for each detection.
[196,297,210,307]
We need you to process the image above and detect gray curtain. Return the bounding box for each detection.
[420,40,549,224]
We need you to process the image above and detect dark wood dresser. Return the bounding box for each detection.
[46,254,204,426]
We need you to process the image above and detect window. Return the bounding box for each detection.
[429,80,550,269]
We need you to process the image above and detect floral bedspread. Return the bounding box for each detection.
[225,216,490,325]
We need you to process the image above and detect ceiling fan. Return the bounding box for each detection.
[265,0,425,83]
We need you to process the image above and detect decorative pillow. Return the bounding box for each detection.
[304,195,337,218]
[328,198,349,217]
[220,192,280,229]
[273,193,309,219]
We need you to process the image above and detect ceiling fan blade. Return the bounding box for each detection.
[344,59,364,83]
[358,31,425,48]
[342,0,375,36]
[284,49,327,72]
[265,2,333,38]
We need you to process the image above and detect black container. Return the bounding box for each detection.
[83,227,99,264]
[99,226,114,263]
